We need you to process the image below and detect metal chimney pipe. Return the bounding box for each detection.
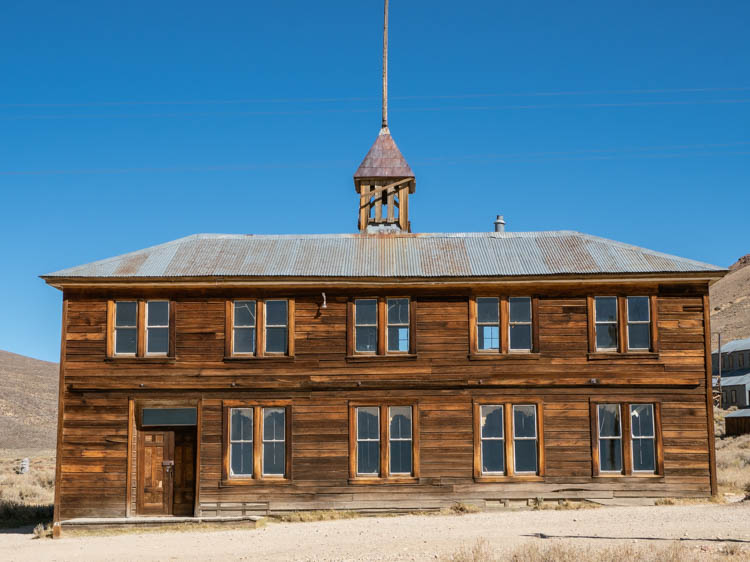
[494,215,506,233]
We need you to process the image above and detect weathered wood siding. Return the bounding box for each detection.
[56,288,714,518]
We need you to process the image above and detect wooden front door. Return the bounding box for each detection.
[137,431,174,515]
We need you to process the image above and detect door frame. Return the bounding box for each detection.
[127,397,202,517]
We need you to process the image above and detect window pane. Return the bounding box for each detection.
[627,296,649,322]
[596,324,618,350]
[595,297,617,322]
[630,404,654,437]
[509,325,532,351]
[147,301,169,326]
[147,327,169,354]
[482,440,504,473]
[387,298,409,324]
[355,299,377,325]
[509,297,531,323]
[389,407,411,439]
[599,439,622,472]
[480,405,503,438]
[115,301,137,326]
[231,408,253,441]
[266,301,288,326]
[234,327,255,354]
[513,406,536,438]
[387,326,409,352]
[234,301,256,327]
[231,442,253,476]
[389,441,412,474]
[477,298,499,323]
[514,440,538,473]
[355,326,377,352]
[266,327,288,353]
[263,442,285,475]
[263,408,285,440]
[478,326,499,350]
[357,442,379,474]
[632,439,655,472]
[628,324,650,350]
[357,407,379,439]
[142,408,197,426]
[115,328,137,354]
[598,405,621,437]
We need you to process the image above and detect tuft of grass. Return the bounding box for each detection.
[274,510,360,523]
[32,522,53,539]
[442,502,481,515]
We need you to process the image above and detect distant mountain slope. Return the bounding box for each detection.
[710,255,750,350]
[0,350,58,449]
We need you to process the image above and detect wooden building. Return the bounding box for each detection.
[42,1,726,535]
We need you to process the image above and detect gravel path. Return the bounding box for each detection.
[1,503,749,561]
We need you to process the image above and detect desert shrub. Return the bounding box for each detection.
[32,522,53,539]
[0,499,53,529]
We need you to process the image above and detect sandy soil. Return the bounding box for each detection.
[1,503,749,561]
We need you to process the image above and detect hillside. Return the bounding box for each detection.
[710,255,750,350]
[0,350,58,449]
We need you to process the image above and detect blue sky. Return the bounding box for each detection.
[1,1,748,362]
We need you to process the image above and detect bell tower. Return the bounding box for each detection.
[354,0,415,233]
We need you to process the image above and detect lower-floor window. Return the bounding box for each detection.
[592,401,662,476]
[224,403,290,481]
[350,403,419,480]
[475,401,544,478]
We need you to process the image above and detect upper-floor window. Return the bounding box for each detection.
[470,296,537,355]
[739,354,745,369]
[108,299,173,358]
[349,298,415,356]
[589,296,656,354]
[226,299,294,358]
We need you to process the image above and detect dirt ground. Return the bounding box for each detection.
[1,503,749,561]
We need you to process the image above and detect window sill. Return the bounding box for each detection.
[220,477,291,487]
[223,355,295,362]
[348,477,419,485]
[345,354,418,363]
[587,352,660,361]
[474,475,545,483]
[468,353,541,361]
[105,356,175,364]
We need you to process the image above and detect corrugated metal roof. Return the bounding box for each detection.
[42,230,724,280]
[722,372,750,388]
[714,337,750,354]
[725,408,750,418]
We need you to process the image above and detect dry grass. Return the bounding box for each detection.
[0,449,55,529]
[443,538,749,562]
[274,510,361,523]
[534,499,601,511]
[714,407,750,496]
[61,520,264,538]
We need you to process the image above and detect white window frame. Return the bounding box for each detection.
[264,300,289,355]
[229,407,253,477]
[356,406,380,476]
[597,404,623,473]
[508,297,533,352]
[354,299,378,354]
[388,406,413,475]
[145,300,169,356]
[630,404,656,474]
[261,407,286,477]
[594,296,618,352]
[626,296,650,351]
[480,405,505,475]
[512,404,538,475]
[476,297,500,351]
[114,300,138,356]
[386,298,410,353]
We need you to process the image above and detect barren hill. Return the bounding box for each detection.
[710,255,750,350]
[0,350,58,449]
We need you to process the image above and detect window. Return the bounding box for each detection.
[470,296,538,355]
[474,401,544,479]
[589,296,657,354]
[591,401,662,476]
[226,299,294,358]
[731,390,737,404]
[223,403,290,482]
[594,297,618,351]
[722,391,727,406]
[108,300,174,358]
[508,298,532,351]
[348,298,415,356]
[349,403,419,481]
[723,355,729,370]
[387,299,410,352]
[739,354,745,369]
[476,298,500,351]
